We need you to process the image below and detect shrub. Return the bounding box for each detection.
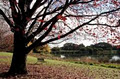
[0,32,13,52]
[108,65,116,68]
[34,44,51,53]
[98,56,110,63]
[51,47,61,51]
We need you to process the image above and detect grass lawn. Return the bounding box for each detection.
[0,52,37,64]
[0,52,120,79]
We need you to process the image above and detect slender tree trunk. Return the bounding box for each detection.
[8,31,28,75]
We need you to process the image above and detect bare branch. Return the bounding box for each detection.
[28,0,47,17]
[70,0,94,4]
[88,23,120,27]
[26,0,70,51]
[0,9,14,28]
[40,7,120,45]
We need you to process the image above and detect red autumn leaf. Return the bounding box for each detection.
[57,15,62,19]
[22,30,25,34]
[11,0,14,3]
[13,14,17,18]
[14,1,18,5]
[38,19,44,22]
[93,2,97,7]
[68,34,72,37]
[79,28,82,31]
[51,31,55,33]
[111,29,115,32]
[15,28,19,32]
[112,0,119,6]
[58,35,61,39]
[57,15,67,21]
[112,39,116,43]
[95,0,99,1]
[61,17,67,21]
[102,35,106,37]
[117,45,120,49]
[26,17,30,21]
[52,34,55,37]
[115,36,120,39]
[60,30,62,33]
[93,33,95,36]
[11,20,14,24]
[44,27,48,30]
[53,25,56,29]
[10,6,14,10]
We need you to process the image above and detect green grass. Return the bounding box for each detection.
[44,59,120,79]
[0,52,37,64]
[0,52,120,79]
[68,61,120,69]
[45,59,112,69]
[0,52,12,56]
[27,55,37,64]
[1,52,120,69]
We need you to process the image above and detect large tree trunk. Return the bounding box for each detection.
[8,52,27,75]
[8,31,28,75]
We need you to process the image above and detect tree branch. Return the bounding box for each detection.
[28,0,47,17]
[40,7,120,45]
[71,0,94,4]
[88,23,120,27]
[0,9,14,28]
[26,0,70,52]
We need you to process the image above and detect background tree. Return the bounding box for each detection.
[61,43,79,50]
[33,44,51,53]
[91,42,112,50]
[0,20,13,52]
[0,0,120,75]
[51,47,61,51]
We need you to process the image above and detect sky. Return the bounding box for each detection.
[49,39,94,48]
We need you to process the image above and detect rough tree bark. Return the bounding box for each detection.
[8,30,28,75]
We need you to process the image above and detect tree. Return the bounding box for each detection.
[0,20,13,52]
[51,47,61,51]
[61,43,79,50]
[34,44,51,53]
[91,42,112,50]
[0,33,14,52]
[0,0,120,75]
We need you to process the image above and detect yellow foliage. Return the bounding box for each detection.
[27,41,32,46]
[34,44,51,53]
[27,41,33,54]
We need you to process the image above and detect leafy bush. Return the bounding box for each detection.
[33,44,51,53]
[51,47,61,51]
[110,60,120,63]
[0,33,13,52]
[98,56,110,63]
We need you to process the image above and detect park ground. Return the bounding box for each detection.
[0,52,120,79]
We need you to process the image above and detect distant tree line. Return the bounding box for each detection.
[51,42,120,57]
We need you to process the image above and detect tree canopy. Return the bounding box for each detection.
[0,0,120,52]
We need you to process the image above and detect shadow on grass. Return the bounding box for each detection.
[0,72,28,78]
[0,72,11,78]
